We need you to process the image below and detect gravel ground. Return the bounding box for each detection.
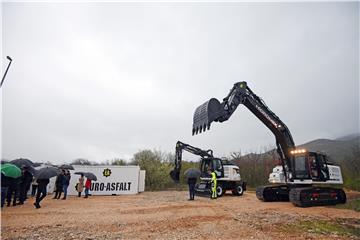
[1,191,359,240]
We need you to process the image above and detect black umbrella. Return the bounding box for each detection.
[11,158,34,167]
[75,171,97,181]
[59,164,75,170]
[84,172,97,181]
[1,160,9,164]
[184,168,201,178]
[22,165,36,175]
[35,167,60,179]
[184,168,201,179]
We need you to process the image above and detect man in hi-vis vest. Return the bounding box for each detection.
[210,170,217,199]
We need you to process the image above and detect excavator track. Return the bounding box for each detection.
[289,187,347,207]
[256,185,290,202]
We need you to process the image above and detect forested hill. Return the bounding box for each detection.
[298,134,359,163]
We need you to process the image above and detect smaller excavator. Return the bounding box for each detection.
[170,141,246,197]
[192,81,346,207]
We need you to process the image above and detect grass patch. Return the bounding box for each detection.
[333,199,360,212]
[280,219,360,237]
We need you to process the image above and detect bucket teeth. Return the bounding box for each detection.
[192,98,223,135]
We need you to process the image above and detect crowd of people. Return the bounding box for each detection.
[1,168,93,209]
[1,166,33,208]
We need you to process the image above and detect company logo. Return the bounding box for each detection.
[103,168,112,177]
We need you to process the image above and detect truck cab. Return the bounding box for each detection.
[199,157,224,178]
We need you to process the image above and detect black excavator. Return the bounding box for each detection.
[192,81,346,207]
[170,141,246,197]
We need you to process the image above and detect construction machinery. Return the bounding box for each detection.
[192,81,346,207]
[170,141,246,197]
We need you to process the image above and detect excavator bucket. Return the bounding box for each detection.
[170,169,180,183]
[192,98,223,135]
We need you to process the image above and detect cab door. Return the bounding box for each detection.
[292,154,311,180]
[308,153,329,181]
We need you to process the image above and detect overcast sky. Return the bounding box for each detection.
[1,2,359,164]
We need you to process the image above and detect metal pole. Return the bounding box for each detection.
[1,56,13,88]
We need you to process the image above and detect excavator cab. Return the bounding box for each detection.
[199,157,224,179]
[290,150,330,182]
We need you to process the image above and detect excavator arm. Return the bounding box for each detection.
[170,141,213,183]
[192,82,295,181]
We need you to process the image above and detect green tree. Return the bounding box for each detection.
[131,149,173,190]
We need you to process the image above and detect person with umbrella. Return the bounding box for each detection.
[33,166,59,209]
[18,166,33,205]
[6,176,21,207]
[84,177,92,198]
[77,173,84,197]
[31,177,38,197]
[62,170,71,200]
[74,172,96,198]
[184,168,201,201]
[1,173,11,208]
[34,178,50,209]
[53,170,65,199]
[1,163,22,208]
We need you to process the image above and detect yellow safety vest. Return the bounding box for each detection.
[211,172,217,185]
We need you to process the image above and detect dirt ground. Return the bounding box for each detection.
[1,190,359,240]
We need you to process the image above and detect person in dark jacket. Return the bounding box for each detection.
[31,177,38,197]
[34,178,50,209]
[6,177,20,207]
[18,167,33,205]
[1,173,11,208]
[187,177,197,200]
[53,170,65,199]
[62,170,71,200]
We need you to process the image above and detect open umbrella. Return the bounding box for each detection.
[11,158,34,168]
[32,162,42,167]
[184,168,201,179]
[23,165,36,175]
[75,172,97,181]
[59,164,74,170]
[1,163,22,178]
[35,166,60,179]
[84,172,97,181]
